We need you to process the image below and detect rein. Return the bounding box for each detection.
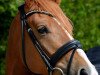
[18,4,82,75]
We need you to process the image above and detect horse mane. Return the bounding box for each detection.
[25,0,73,35]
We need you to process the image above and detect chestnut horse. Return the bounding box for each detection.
[6,0,98,75]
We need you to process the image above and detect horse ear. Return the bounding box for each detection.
[51,0,61,5]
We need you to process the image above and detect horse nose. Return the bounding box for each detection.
[80,69,88,75]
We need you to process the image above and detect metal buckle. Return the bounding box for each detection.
[49,67,64,75]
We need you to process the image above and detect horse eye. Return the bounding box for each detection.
[37,25,49,35]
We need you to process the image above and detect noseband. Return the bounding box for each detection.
[18,4,82,75]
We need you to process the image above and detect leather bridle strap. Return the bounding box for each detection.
[18,4,82,75]
[50,40,82,75]
[18,4,53,73]
[18,4,37,74]
[50,40,82,67]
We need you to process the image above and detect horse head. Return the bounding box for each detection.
[7,0,98,75]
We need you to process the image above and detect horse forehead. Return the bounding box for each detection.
[29,14,50,24]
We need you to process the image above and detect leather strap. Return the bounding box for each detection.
[18,4,41,75]
[50,40,82,67]
[50,40,82,75]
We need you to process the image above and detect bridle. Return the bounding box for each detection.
[18,4,82,75]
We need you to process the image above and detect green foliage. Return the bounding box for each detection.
[0,0,100,75]
[61,0,100,50]
[0,59,5,75]
[0,0,24,75]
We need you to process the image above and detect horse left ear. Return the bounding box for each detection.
[51,0,61,5]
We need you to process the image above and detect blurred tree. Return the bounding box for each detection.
[0,0,24,75]
[0,0,24,40]
[61,0,100,50]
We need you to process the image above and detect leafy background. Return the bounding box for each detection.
[0,0,100,75]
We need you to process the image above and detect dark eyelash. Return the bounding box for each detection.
[37,26,50,35]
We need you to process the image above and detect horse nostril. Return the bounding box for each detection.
[80,69,88,75]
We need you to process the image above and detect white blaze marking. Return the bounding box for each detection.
[77,49,98,75]
[53,18,73,40]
